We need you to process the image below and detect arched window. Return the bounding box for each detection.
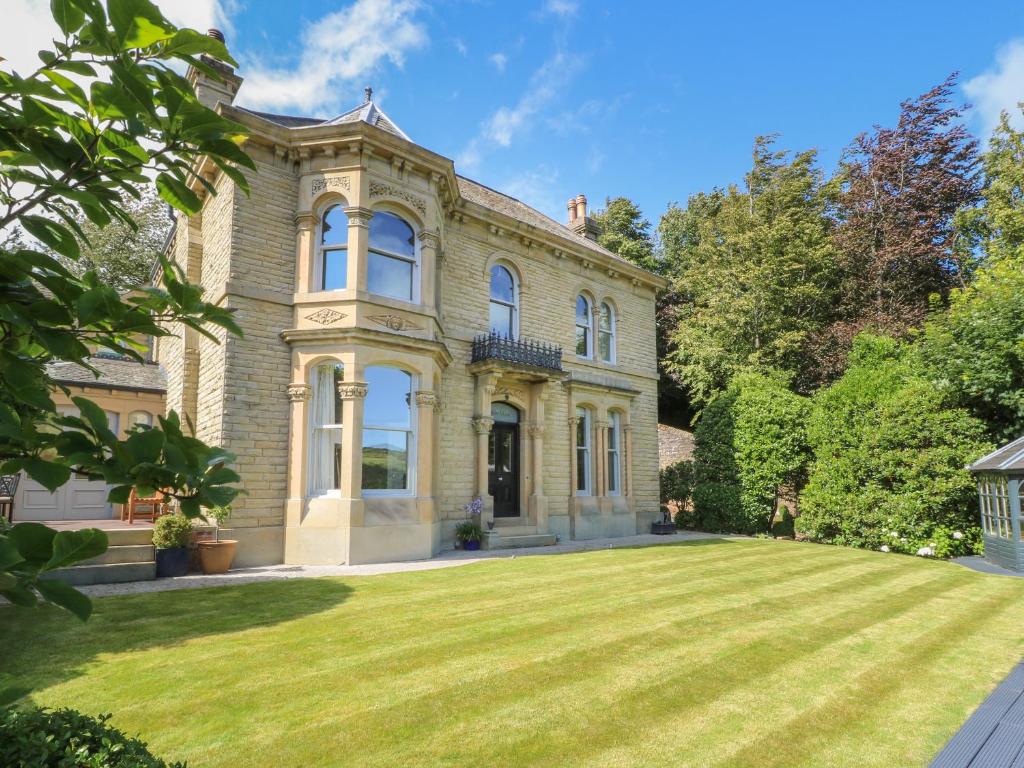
[575,406,592,495]
[607,411,621,495]
[308,363,344,494]
[362,366,415,494]
[489,264,517,338]
[575,295,592,358]
[128,411,153,429]
[368,211,416,301]
[319,205,348,291]
[598,302,616,363]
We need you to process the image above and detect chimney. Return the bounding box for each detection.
[567,193,600,241]
[187,29,243,111]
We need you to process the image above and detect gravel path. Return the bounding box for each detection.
[79,531,722,599]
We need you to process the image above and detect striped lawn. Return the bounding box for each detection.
[2,538,1023,767]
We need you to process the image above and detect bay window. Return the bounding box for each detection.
[319,205,348,291]
[368,211,416,301]
[308,363,344,494]
[362,366,414,494]
[575,406,592,495]
[607,411,621,495]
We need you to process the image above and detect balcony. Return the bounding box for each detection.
[471,333,563,373]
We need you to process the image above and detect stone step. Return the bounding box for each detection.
[493,525,538,537]
[493,533,557,549]
[83,544,155,566]
[45,561,156,586]
[104,527,154,547]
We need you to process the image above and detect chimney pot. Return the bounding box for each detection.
[567,198,577,224]
[575,194,587,222]
[207,28,225,42]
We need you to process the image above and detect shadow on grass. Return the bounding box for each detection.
[0,577,354,706]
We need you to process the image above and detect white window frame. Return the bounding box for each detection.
[607,411,621,496]
[575,406,592,496]
[308,362,344,497]
[489,262,519,339]
[575,295,593,359]
[598,301,616,364]
[361,366,417,497]
[367,209,419,304]
[315,203,349,293]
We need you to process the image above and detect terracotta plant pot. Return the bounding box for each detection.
[197,540,237,574]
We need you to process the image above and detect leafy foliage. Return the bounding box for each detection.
[151,513,193,550]
[0,706,184,768]
[797,335,990,552]
[0,0,255,617]
[659,459,695,527]
[592,197,659,273]
[691,372,809,534]
[454,520,483,544]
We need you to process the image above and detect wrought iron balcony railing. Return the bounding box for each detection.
[471,333,563,372]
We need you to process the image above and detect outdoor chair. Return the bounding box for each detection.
[0,474,19,523]
[125,488,168,524]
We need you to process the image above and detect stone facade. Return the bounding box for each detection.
[156,59,667,566]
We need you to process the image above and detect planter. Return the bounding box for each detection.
[651,521,677,536]
[155,547,189,578]
[197,540,237,574]
[462,540,481,551]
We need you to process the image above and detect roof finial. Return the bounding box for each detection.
[364,86,373,103]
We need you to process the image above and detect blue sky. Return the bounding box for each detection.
[7,0,1024,225]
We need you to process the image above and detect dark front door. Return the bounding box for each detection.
[489,423,519,517]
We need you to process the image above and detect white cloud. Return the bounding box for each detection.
[500,165,565,221]
[542,0,580,17]
[965,39,1024,136]
[489,52,508,73]
[453,37,468,56]
[240,0,427,115]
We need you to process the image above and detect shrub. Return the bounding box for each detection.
[152,514,193,550]
[0,706,184,768]
[660,460,695,527]
[797,334,991,555]
[454,520,483,544]
[691,372,809,534]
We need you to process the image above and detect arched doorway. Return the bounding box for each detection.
[489,402,520,517]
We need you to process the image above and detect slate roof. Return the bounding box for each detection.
[969,437,1024,474]
[48,356,167,394]
[236,99,410,140]
[238,109,323,128]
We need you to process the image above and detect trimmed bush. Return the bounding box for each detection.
[0,706,184,767]
[151,513,193,549]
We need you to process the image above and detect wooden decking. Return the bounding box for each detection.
[37,518,152,532]
[931,662,1024,767]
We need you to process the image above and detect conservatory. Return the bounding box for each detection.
[969,437,1024,571]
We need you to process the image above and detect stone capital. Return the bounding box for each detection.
[337,381,368,400]
[526,423,545,438]
[343,206,374,228]
[567,416,579,428]
[472,416,494,435]
[418,230,441,249]
[414,390,438,409]
[286,383,311,402]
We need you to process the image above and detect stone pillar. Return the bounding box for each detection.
[285,383,312,517]
[623,423,634,498]
[345,207,372,293]
[595,419,608,497]
[415,390,438,523]
[294,213,316,293]
[337,380,368,520]
[472,416,494,527]
[568,415,579,495]
[418,231,440,311]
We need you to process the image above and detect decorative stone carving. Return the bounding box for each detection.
[286,383,311,402]
[472,416,494,435]
[369,181,427,215]
[418,230,441,249]
[567,416,579,428]
[368,314,423,332]
[311,176,350,195]
[305,308,347,325]
[526,424,545,438]
[414,390,438,409]
[494,385,525,402]
[336,382,368,400]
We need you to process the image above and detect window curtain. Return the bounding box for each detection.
[309,365,336,493]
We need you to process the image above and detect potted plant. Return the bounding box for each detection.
[455,519,483,551]
[196,505,238,574]
[152,514,193,577]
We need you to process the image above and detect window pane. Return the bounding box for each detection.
[577,449,588,492]
[576,326,589,357]
[322,248,347,290]
[361,430,409,490]
[490,265,515,303]
[599,303,613,331]
[368,251,413,301]
[490,302,513,337]
[576,295,590,324]
[369,211,415,257]
[599,330,612,362]
[607,452,618,493]
[322,206,348,246]
[364,367,412,429]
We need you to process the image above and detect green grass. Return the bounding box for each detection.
[2,539,1024,767]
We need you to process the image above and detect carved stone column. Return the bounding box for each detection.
[345,206,372,293]
[472,416,494,503]
[568,415,579,495]
[595,419,608,497]
[414,391,438,511]
[337,381,368,503]
[294,212,316,293]
[285,383,312,514]
[623,423,634,497]
[418,231,440,311]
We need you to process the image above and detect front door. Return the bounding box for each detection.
[489,422,520,517]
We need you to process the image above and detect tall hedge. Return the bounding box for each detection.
[692,372,809,534]
[797,334,991,552]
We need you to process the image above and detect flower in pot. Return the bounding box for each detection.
[152,514,193,578]
[455,520,484,551]
[197,505,237,574]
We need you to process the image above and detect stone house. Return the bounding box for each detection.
[156,48,667,567]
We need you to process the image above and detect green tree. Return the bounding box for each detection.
[798,335,990,552]
[0,0,255,618]
[592,196,659,273]
[660,137,838,408]
[691,371,809,534]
